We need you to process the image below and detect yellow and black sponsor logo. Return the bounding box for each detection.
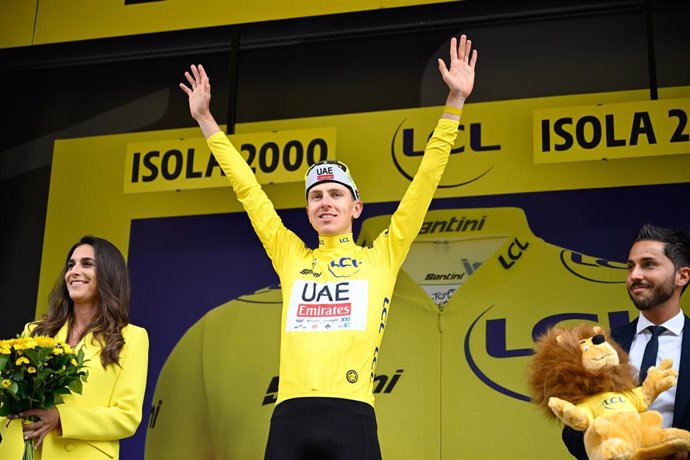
[497,237,530,270]
[391,116,501,189]
[533,97,690,163]
[418,214,487,235]
[124,127,336,193]
[559,250,627,283]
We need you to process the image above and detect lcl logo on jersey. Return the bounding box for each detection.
[602,395,629,410]
[328,257,362,278]
[498,237,530,269]
[560,250,627,283]
[463,306,633,402]
[390,119,501,188]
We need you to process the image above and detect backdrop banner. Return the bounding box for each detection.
[40,86,690,458]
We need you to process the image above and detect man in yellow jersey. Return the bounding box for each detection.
[178,35,478,459]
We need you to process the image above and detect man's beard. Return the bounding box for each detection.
[628,276,675,311]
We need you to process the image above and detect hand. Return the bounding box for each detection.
[11,407,61,449]
[642,358,678,406]
[437,34,478,106]
[179,64,221,138]
[180,64,212,121]
[548,396,590,431]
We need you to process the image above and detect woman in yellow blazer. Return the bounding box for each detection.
[0,236,148,459]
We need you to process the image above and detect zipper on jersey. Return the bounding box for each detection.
[437,303,446,333]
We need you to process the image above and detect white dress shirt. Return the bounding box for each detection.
[628,310,684,428]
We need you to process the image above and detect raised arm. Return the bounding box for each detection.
[375,35,478,268]
[180,64,221,139]
[178,64,304,267]
[437,34,478,120]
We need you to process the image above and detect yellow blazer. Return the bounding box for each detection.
[0,323,148,459]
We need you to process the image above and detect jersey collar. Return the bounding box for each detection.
[318,233,356,250]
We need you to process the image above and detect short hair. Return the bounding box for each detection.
[633,224,690,270]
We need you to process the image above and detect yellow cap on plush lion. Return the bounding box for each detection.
[527,324,690,460]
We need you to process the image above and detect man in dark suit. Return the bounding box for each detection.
[563,224,690,459]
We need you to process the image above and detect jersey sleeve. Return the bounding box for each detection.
[627,388,649,412]
[206,132,307,272]
[371,118,458,269]
[58,326,149,441]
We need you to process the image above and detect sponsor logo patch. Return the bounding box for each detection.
[346,370,358,383]
[287,279,368,332]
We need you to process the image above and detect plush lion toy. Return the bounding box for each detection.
[528,324,690,460]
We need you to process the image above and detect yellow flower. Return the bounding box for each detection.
[27,367,37,374]
[34,336,55,348]
[1,379,11,388]
[0,346,10,355]
[70,358,78,366]
[13,338,37,350]
[15,356,29,366]
[61,342,74,354]
[53,347,64,355]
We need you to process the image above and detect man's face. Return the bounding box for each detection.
[306,182,362,237]
[626,240,677,311]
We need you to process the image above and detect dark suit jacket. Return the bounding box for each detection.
[562,315,690,459]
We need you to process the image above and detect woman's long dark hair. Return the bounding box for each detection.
[31,236,131,367]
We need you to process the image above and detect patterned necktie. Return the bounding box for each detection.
[638,325,667,384]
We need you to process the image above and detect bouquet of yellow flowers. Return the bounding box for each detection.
[0,336,88,460]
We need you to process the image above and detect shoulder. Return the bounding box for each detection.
[24,322,36,335]
[122,324,149,344]
[23,322,42,337]
[610,319,637,351]
[612,318,637,336]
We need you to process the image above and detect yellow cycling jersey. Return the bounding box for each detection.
[575,389,647,422]
[205,118,458,406]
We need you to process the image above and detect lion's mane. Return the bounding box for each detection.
[527,324,639,419]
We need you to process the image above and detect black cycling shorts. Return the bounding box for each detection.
[264,397,382,460]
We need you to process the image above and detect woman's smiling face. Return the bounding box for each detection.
[65,244,99,306]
